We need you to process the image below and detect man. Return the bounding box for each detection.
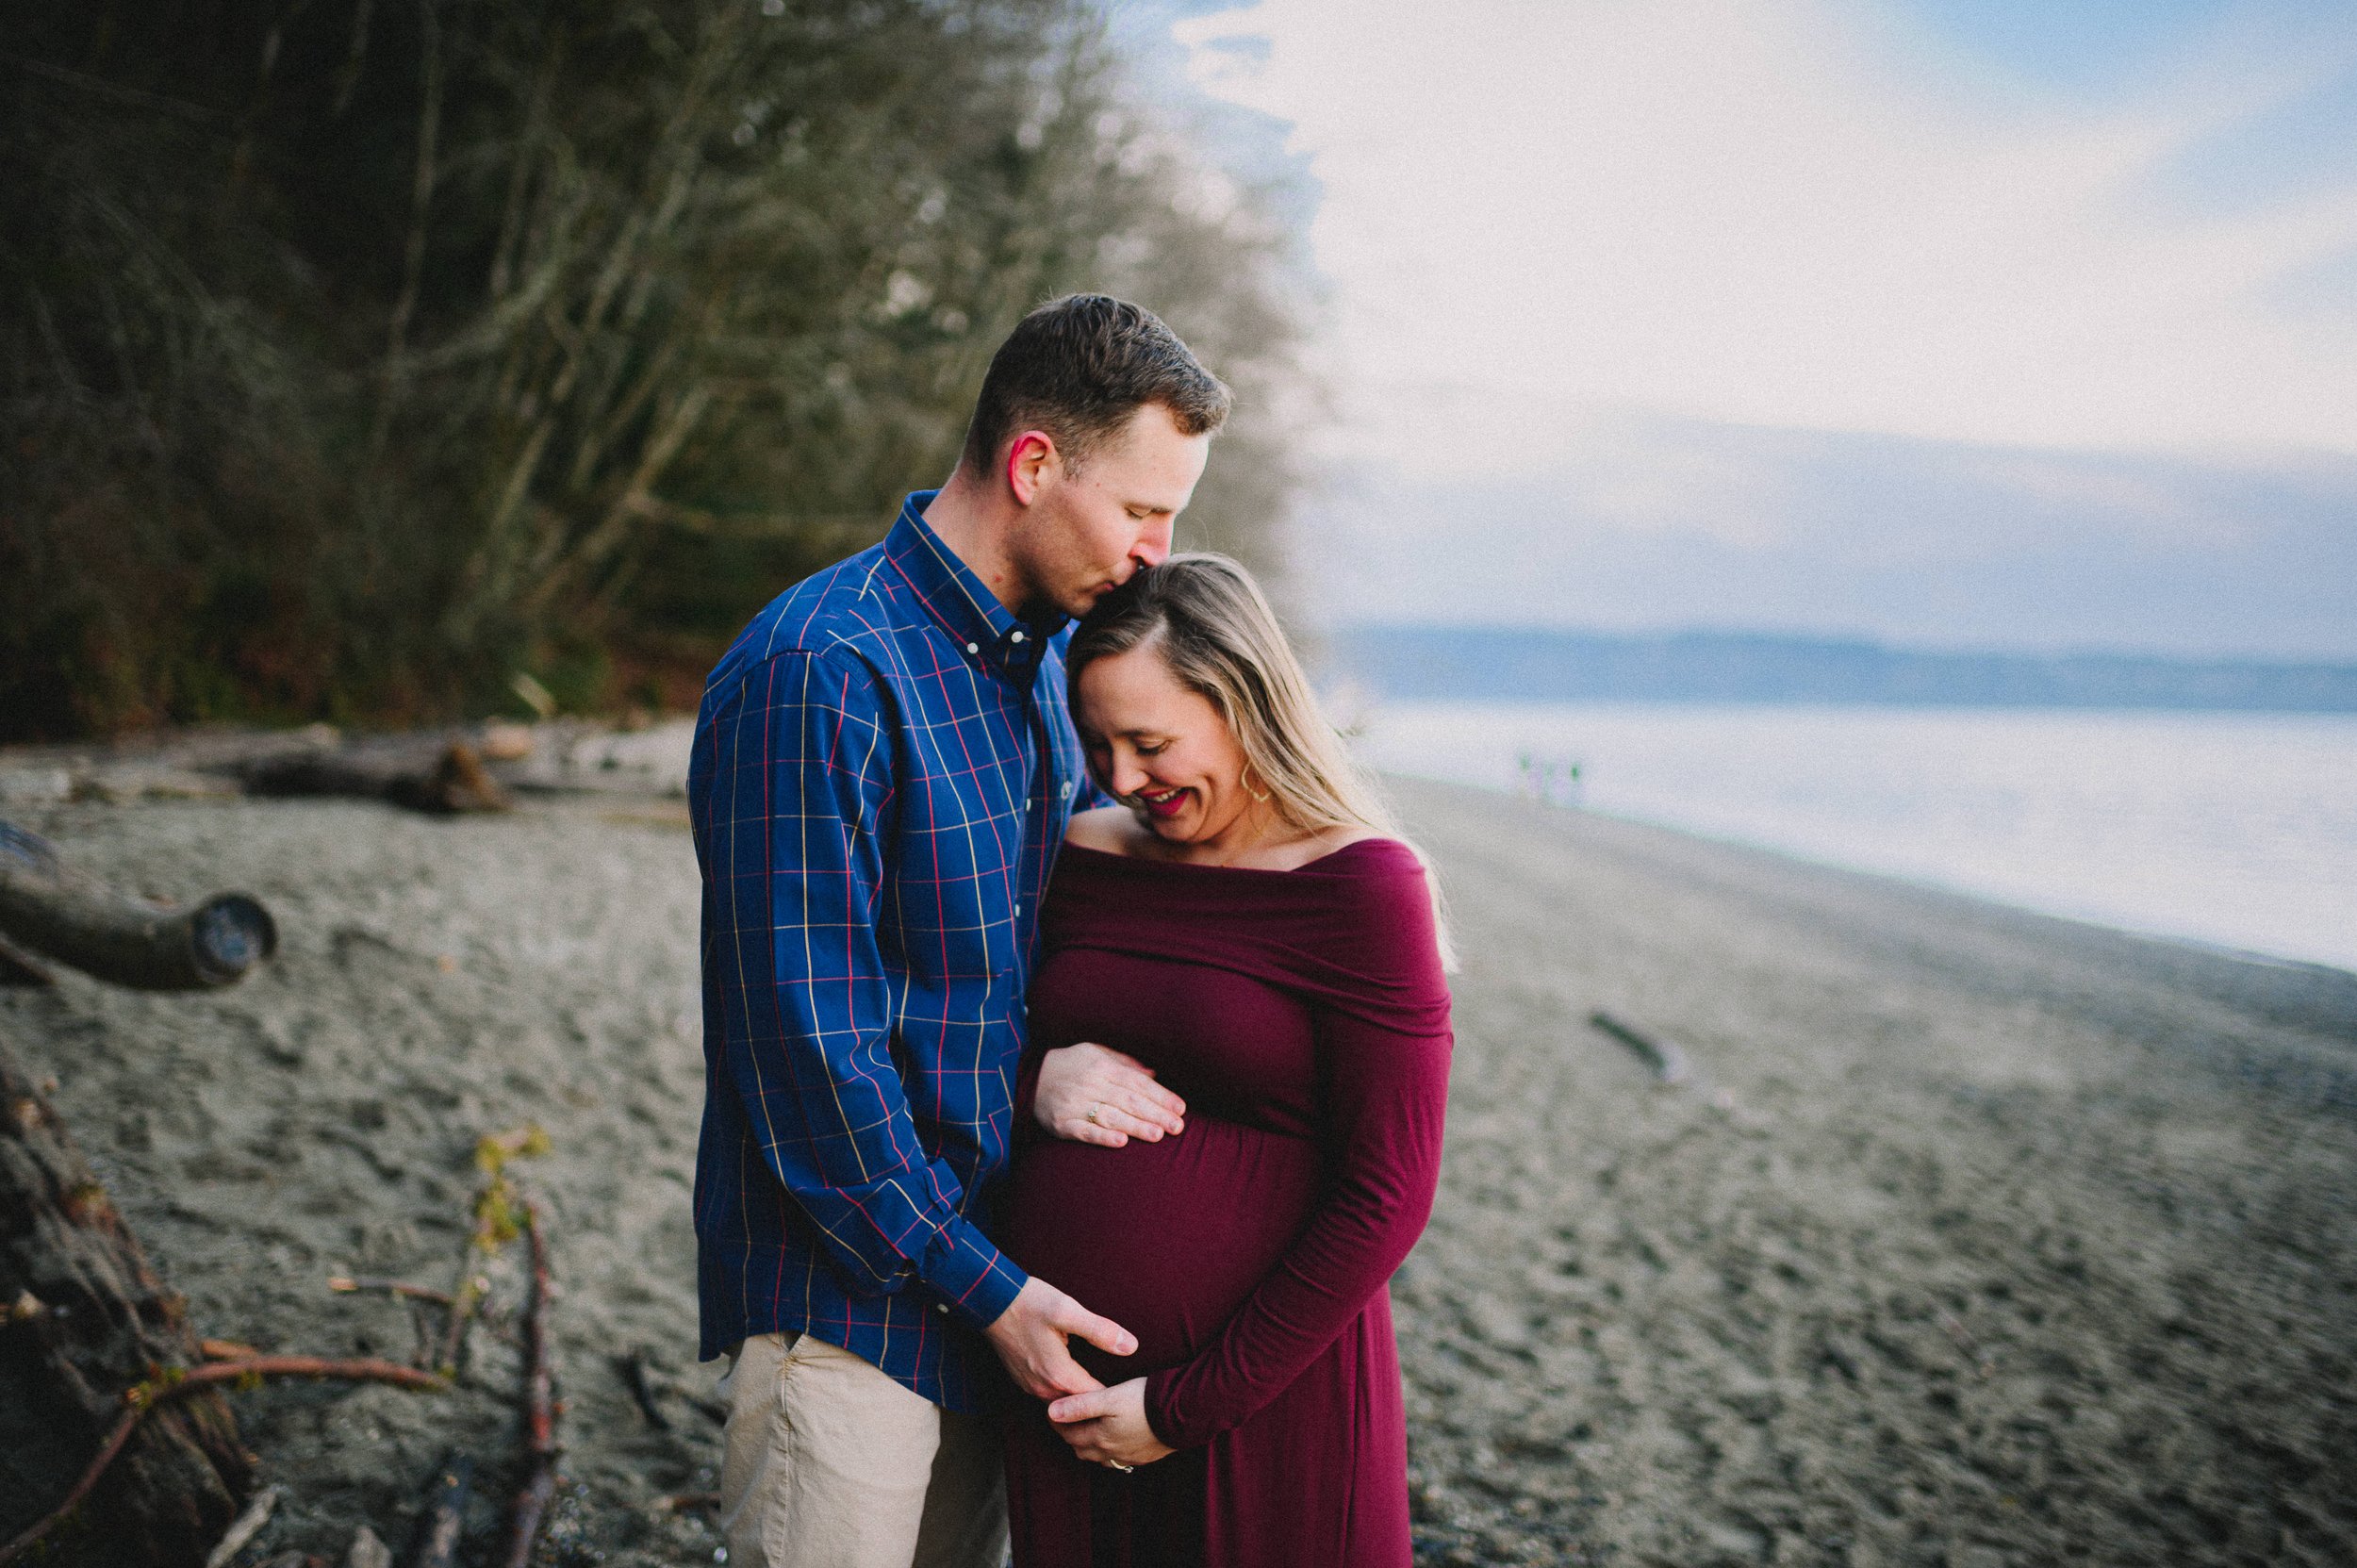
[688,295,1227,1567]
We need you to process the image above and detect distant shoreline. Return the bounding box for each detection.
[1331,625,2357,713]
[1399,775,2357,1008]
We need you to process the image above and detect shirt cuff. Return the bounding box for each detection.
[922,1213,1029,1329]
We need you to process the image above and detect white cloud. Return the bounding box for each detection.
[1175,0,2357,475]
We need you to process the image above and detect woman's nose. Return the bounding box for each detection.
[1109,753,1150,797]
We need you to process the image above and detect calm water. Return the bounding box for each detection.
[1354,701,2357,974]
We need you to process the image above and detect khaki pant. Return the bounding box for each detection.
[716,1331,1008,1568]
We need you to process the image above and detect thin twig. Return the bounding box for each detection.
[501,1199,559,1568]
[0,1359,446,1566]
[328,1274,456,1308]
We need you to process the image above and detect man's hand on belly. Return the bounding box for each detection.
[984,1276,1139,1400]
[1035,1042,1187,1147]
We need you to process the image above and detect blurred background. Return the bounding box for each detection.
[5,0,2354,966]
[0,0,1321,734]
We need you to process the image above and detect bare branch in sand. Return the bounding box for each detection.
[500,1198,560,1568]
[1588,1009,1694,1085]
[614,1349,671,1431]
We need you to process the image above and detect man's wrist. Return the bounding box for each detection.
[922,1214,1028,1329]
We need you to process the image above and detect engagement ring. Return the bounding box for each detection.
[1085,1104,1102,1125]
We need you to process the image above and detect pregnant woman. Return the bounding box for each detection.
[999,554,1455,1567]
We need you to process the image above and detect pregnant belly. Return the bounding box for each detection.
[999,1114,1322,1382]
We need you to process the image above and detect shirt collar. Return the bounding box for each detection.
[886,492,1066,679]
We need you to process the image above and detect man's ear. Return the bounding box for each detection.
[1005,430,1058,506]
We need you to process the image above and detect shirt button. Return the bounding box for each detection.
[1011,630,1026,644]
[1061,781,1073,797]
[964,641,980,655]
[1014,901,1023,916]
[934,1302,950,1314]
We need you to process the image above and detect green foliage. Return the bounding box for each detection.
[0,0,1318,739]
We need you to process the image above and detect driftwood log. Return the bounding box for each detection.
[237,740,509,816]
[0,821,276,991]
[0,1032,251,1567]
[0,931,49,987]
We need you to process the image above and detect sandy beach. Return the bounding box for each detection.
[3,771,2352,1566]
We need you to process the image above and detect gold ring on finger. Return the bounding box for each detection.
[1085,1104,1101,1125]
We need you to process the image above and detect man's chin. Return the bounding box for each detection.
[1059,585,1114,620]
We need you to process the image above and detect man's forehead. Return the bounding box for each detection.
[1096,404,1210,487]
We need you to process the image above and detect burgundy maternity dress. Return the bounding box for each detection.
[999,838,1454,1567]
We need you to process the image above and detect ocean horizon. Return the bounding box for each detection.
[1353,699,2357,976]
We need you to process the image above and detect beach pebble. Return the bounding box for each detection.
[343,1525,392,1568]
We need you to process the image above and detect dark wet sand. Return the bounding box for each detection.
[2,778,2352,1565]
[1386,777,2357,1567]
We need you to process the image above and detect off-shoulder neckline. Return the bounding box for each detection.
[1057,836,1409,876]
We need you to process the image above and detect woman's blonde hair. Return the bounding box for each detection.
[1066,553,1456,969]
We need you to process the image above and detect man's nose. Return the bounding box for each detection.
[1133,519,1174,568]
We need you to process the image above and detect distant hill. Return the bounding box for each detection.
[1327,627,2357,712]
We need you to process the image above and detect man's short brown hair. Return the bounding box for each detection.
[959,294,1230,478]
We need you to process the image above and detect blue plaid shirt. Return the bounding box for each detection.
[688,493,1092,1410]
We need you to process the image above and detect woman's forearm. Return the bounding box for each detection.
[1143,1015,1450,1447]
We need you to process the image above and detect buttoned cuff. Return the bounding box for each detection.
[922,1213,1029,1329]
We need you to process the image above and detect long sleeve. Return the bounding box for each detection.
[1142,873,1452,1445]
[704,646,1027,1328]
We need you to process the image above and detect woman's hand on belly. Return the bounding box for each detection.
[1034,1041,1187,1147]
[1047,1378,1177,1468]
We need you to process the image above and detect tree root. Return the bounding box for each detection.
[0,1358,447,1567]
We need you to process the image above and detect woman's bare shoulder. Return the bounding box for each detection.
[1063,804,1141,854]
[1287,825,1388,867]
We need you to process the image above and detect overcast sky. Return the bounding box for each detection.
[1139,0,2357,658]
